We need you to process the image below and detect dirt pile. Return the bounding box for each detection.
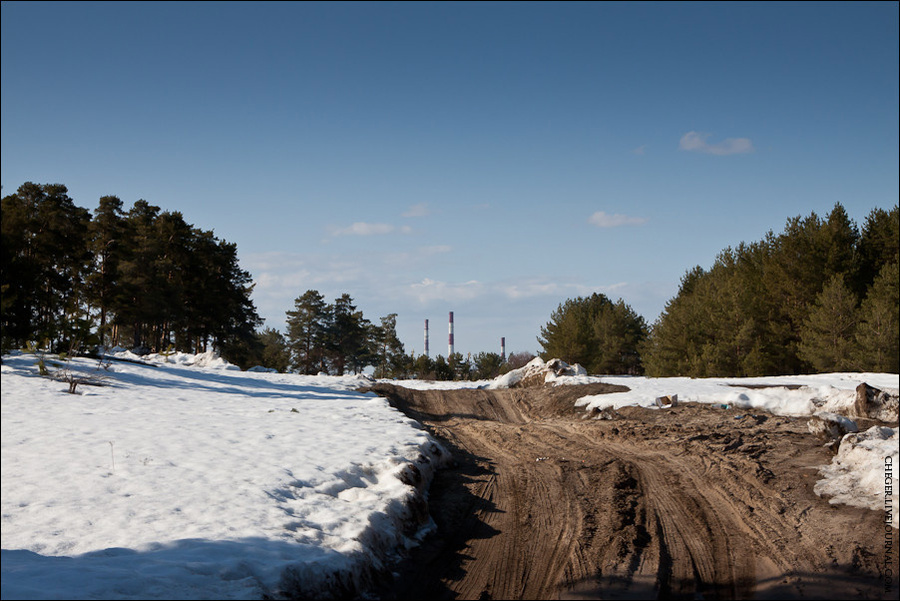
[853,382,900,422]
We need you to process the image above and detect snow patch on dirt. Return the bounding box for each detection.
[815,426,898,528]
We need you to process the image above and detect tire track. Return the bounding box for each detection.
[365,384,894,600]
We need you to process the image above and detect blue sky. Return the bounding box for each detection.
[2,1,898,357]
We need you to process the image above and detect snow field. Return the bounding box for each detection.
[1,352,448,599]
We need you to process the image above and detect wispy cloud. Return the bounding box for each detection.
[406,275,632,304]
[588,211,648,228]
[243,249,672,346]
[679,131,754,155]
[420,244,452,255]
[410,278,484,303]
[500,279,630,300]
[402,202,430,218]
[632,145,647,155]
[331,222,412,236]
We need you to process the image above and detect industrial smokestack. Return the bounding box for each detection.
[424,319,429,357]
[501,337,506,362]
[448,311,454,356]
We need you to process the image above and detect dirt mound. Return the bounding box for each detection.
[364,382,896,600]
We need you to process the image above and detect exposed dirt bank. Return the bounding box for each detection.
[362,382,897,600]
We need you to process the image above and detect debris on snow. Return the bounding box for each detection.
[808,412,859,450]
[487,357,587,389]
[851,382,899,423]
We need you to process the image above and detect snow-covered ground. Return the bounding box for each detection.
[569,370,899,416]
[1,350,448,600]
[3,353,897,600]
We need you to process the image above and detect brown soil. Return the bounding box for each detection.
[363,382,897,600]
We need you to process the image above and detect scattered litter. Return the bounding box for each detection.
[593,406,618,420]
[654,394,678,408]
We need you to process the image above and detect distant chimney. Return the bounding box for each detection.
[448,311,454,356]
[501,337,506,362]
[424,319,429,357]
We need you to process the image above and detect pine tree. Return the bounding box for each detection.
[328,294,372,375]
[819,203,859,277]
[151,210,194,350]
[798,274,858,372]
[411,353,435,379]
[538,295,601,367]
[539,292,647,374]
[643,267,708,377]
[854,205,899,296]
[86,196,127,347]
[373,313,406,378]
[448,352,471,380]
[854,261,899,373]
[258,327,291,373]
[432,355,453,381]
[0,183,91,350]
[199,235,261,361]
[1,187,35,347]
[592,299,647,375]
[115,200,164,350]
[472,352,504,379]
[286,290,329,374]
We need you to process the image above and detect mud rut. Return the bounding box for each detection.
[365,383,895,600]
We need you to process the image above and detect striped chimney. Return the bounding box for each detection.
[448,311,454,356]
[424,319,429,357]
[501,337,506,362]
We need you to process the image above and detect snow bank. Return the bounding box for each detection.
[1,351,449,599]
[486,357,587,389]
[814,426,899,529]
[574,373,900,418]
[105,348,241,370]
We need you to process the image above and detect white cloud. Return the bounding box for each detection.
[331,222,412,236]
[588,211,647,228]
[501,281,561,299]
[409,278,484,303]
[244,253,365,294]
[405,275,633,305]
[402,202,430,218]
[420,244,452,255]
[679,131,754,155]
[501,280,630,300]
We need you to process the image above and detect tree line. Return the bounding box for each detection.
[4,183,895,378]
[1,182,261,363]
[0,181,532,376]
[256,288,537,379]
[537,203,898,377]
[642,203,898,376]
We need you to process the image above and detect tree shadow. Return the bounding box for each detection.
[559,566,894,600]
[380,440,503,600]
[1,536,377,600]
[366,385,504,600]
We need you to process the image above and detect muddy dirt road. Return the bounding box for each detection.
[365,383,896,600]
